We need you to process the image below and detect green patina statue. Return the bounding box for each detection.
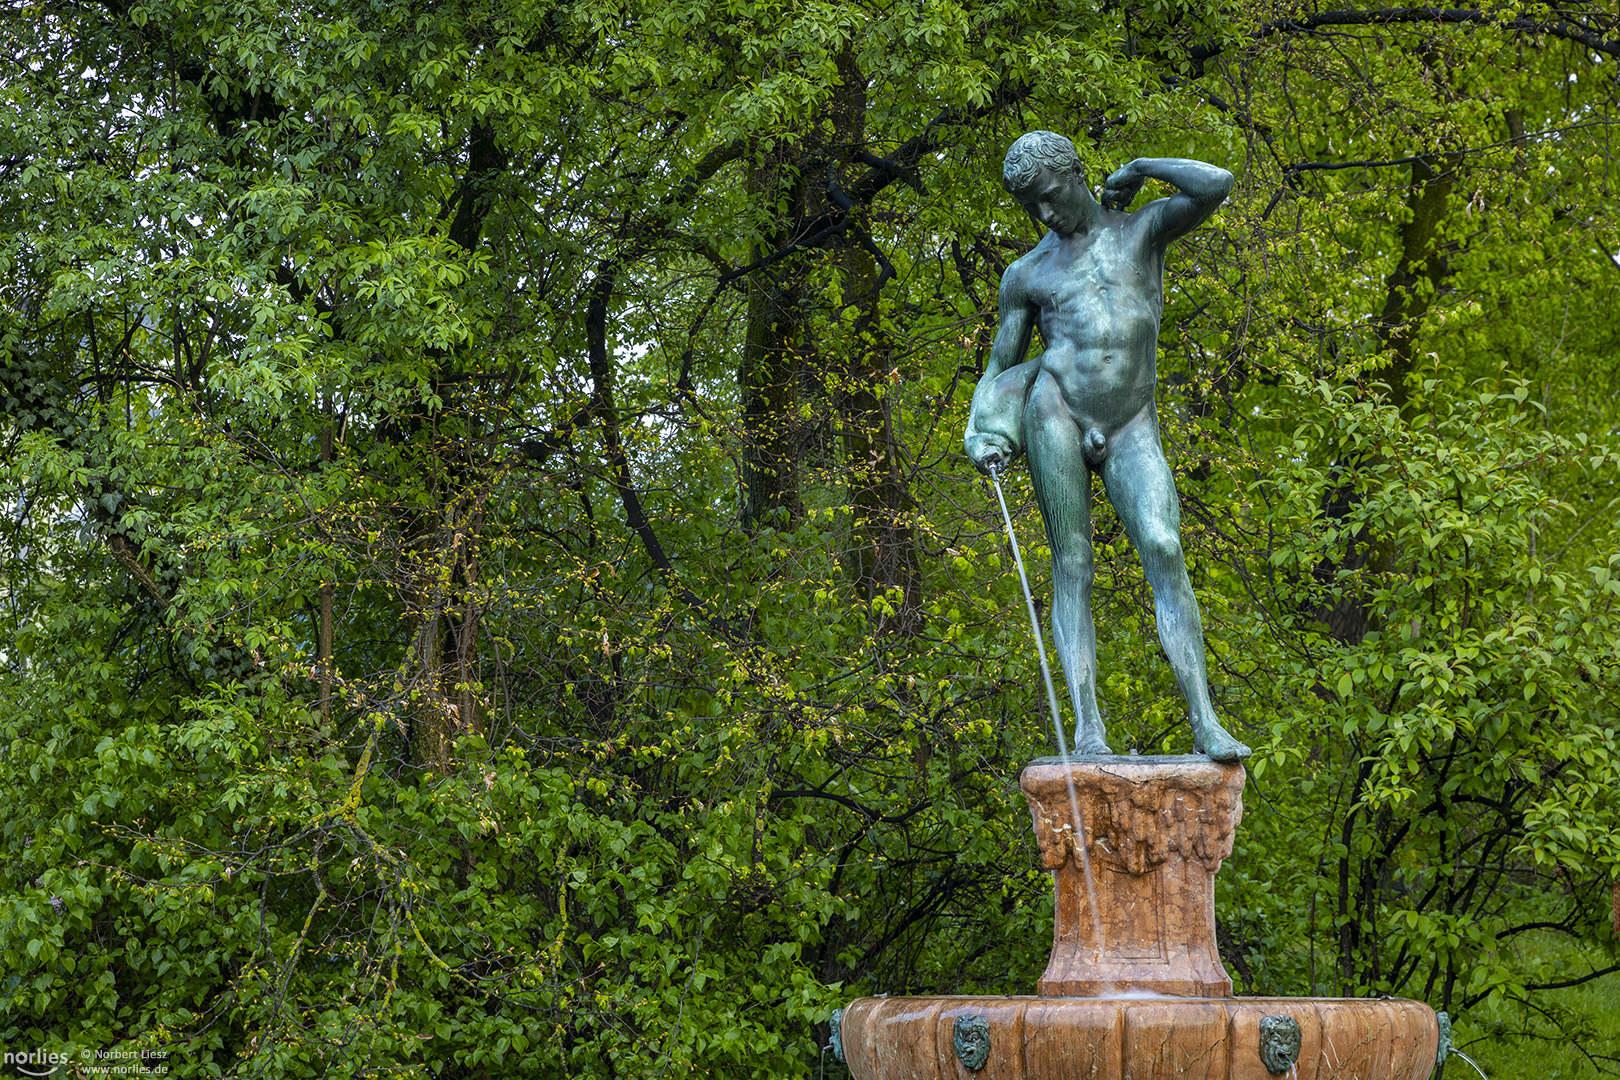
[965,130,1250,762]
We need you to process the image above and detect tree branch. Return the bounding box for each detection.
[106,532,169,606]
[770,789,932,825]
[1524,963,1620,992]
[845,81,1032,207]
[1189,9,1620,63]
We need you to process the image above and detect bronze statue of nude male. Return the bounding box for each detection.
[965,130,1250,762]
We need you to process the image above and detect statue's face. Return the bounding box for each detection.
[1014,166,1085,236]
[952,1013,992,1071]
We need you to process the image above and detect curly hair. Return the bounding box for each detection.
[1002,131,1084,194]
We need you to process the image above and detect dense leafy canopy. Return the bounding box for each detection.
[2,0,1618,1076]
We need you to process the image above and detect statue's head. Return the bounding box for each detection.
[1003,131,1084,196]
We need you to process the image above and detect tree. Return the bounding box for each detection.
[1173,12,1620,1068]
[2,0,1618,1076]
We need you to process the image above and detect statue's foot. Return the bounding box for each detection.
[1070,723,1112,756]
[1192,721,1251,762]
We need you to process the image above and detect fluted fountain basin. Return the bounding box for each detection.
[839,994,1439,1080]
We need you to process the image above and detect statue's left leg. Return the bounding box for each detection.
[1101,419,1250,761]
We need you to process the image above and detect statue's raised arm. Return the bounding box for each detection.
[1101,157,1234,244]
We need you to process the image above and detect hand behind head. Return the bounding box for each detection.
[1101,167,1144,211]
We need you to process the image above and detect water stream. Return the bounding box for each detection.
[1448,1048,1490,1079]
[989,465,1107,982]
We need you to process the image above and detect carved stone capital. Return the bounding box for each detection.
[1020,755,1246,998]
[1022,755,1244,874]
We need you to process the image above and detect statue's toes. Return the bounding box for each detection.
[1196,728,1251,762]
[1070,732,1113,756]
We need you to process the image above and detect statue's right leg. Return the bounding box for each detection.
[1024,372,1110,755]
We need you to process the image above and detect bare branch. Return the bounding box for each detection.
[1189,8,1620,63]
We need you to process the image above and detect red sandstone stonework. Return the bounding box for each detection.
[840,995,1441,1080]
[1020,756,1244,998]
[837,756,1441,1080]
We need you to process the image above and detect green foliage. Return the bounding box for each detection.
[1225,375,1620,1006]
[2,0,1618,1075]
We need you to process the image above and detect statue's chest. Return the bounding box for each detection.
[1032,242,1152,312]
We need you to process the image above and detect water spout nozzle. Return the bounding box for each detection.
[1259,1015,1302,1074]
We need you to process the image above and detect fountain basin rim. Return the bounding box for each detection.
[838,993,1440,1080]
[1026,753,1236,765]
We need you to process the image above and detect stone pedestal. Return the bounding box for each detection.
[834,753,1442,1080]
[1020,755,1244,998]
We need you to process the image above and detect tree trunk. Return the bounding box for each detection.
[1373,154,1458,414]
[1316,152,1460,643]
[830,49,922,631]
[407,502,484,772]
[738,155,806,530]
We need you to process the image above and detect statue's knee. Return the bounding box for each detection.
[1053,548,1094,581]
[1139,532,1184,568]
